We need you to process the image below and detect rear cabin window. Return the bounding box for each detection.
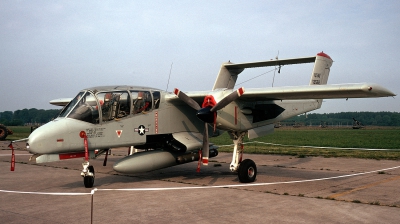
[131,91,152,114]
[153,91,160,109]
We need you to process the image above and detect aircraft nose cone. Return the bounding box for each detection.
[27,119,68,154]
[196,107,214,123]
[27,124,53,154]
[27,131,40,154]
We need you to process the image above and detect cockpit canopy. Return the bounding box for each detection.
[58,88,160,124]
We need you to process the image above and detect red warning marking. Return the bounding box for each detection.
[235,106,238,125]
[317,52,331,59]
[237,87,245,96]
[83,137,89,162]
[155,111,159,134]
[202,157,209,166]
[202,95,217,108]
[57,139,64,142]
[79,131,86,138]
[9,143,15,171]
[196,150,202,173]
[239,143,244,163]
[116,130,123,138]
[59,152,86,160]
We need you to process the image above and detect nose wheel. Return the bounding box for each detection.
[82,162,95,188]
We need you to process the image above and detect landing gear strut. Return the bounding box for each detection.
[80,131,95,188]
[229,131,257,183]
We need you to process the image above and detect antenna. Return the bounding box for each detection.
[272,50,279,87]
[166,62,173,92]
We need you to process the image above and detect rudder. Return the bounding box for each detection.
[309,52,333,109]
[309,52,333,86]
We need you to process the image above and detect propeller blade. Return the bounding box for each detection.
[210,87,245,112]
[202,123,209,165]
[174,88,201,111]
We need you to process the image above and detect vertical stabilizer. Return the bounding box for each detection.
[309,52,333,85]
[213,62,244,90]
[309,52,333,108]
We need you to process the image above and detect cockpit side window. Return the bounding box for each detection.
[131,91,152,114]
[97,91,130,122]
[68,92,99,124]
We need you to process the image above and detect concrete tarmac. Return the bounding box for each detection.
[1,142,400,223]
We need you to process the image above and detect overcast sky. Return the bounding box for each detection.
[1,1,399,114]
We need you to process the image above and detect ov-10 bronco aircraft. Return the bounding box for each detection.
[18,52,395,188]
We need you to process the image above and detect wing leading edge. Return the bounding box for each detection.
[240,83,396,101]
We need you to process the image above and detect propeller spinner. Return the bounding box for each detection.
[174,87,245,165]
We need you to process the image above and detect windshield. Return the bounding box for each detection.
[58,92,85,118]
[66,91,99,123]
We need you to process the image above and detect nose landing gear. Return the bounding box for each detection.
[80,131,95,188]
[81,161,95,188]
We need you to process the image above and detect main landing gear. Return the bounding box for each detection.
[229,131,257,183]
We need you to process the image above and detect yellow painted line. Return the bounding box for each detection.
[329,175,400,199]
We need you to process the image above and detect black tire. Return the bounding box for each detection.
[238,159,257,183]
[84,165,95,188]
[0,125,7,141]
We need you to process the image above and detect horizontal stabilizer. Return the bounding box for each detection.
[213,55,317,90]
[224,56,316,70]
[49,98,73,106]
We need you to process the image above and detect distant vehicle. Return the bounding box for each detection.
[293,122,303,128]
[352,118,365,129]
[0,124,13,141]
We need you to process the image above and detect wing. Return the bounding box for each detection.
[49,98,73,106]
[172,132,203,151]
[241,83,396,101]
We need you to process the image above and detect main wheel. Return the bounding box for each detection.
[238,159,257,183]
[83,165,95,188]
[0,125,7,141]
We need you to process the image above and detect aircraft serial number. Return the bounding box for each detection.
[312,80,321,84]
[85,128,106,138]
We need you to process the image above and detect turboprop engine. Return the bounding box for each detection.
[113,148,218,173]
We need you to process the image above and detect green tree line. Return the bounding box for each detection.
[288,111,400,126]
[0,108,60,126]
